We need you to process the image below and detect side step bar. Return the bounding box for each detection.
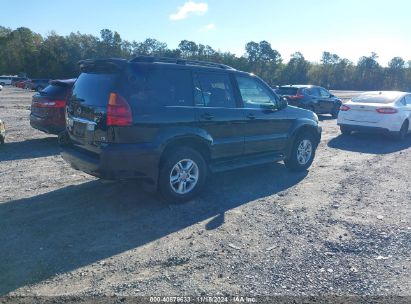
[209,153,285,173]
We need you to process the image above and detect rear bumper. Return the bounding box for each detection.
[61,143,161,184]
[30,114,65,135]
[338,123,391,134]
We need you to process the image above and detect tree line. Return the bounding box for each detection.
[1,26,411,91]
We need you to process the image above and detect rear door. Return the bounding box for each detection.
[235,75,291,155]
[67,72,118,153]
[318,87,335,113]
[194,72,245,159]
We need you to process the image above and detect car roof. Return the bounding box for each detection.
[50,78,76,87]
[279,84,317,89]
[79,57,237,74]
[353,91,407,103]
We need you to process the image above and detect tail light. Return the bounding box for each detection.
[32,99,66,108]
[376,108,398,114]
[289,89,304,100]
[340,105,350,111]
[107,93,132,126]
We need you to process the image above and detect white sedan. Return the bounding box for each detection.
[337,91,411,140]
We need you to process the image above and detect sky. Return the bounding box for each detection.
[1,0,411,66]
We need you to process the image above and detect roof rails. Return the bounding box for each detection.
[130,56,235,70]
[78,58,128,72]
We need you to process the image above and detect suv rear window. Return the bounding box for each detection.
[278,87,299,95]
[126,66,193,107]
[71,73,117,106]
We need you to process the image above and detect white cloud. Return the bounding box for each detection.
[169,1,208,21]
[200,23,216,32]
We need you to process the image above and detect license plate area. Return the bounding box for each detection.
[68,117,96,140]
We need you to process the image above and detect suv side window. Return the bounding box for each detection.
[127,67,193,107]
[236,75,277,108]
[319,87,331,98]
[405,95,411,105]
[194,73,236,108]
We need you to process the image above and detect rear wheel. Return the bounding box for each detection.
[159,147,207,202]
[340,126,352,136]
[285,132,316,172]
[394,120,409,141]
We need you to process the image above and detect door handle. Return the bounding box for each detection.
[201,113,214,120]
[247,113,256,120]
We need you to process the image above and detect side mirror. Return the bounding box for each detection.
[260,103,277,111]
[278,97,288,109]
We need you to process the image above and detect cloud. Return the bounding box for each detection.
[170,1,208,21]
[199,23,216,32]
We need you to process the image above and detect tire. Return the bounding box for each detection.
[340,126,352,135]
[284,132,317,172]
[158,147,207,202]
[331,105,340,118]
[394,120,409,141]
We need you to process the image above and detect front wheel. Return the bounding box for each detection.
[159,147,207,202]
[284,132,317,172]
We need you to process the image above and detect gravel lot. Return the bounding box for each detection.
[0,86,410,298]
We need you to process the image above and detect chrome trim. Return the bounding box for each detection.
[69,116,97,125]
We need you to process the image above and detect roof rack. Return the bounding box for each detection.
[78,58,128,72]
[130,56,235,70]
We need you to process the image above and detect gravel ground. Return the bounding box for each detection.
[0,86,410,298]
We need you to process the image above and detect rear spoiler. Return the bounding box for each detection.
[50,78,77,87]
[78,58,128,73]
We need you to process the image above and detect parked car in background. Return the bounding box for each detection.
[15,80,29,89]
[11,77,29,86]
[0,119,5,144]
[0,76,13,86]
[30,79,76,135]
[27,78,50,91]
[277,85,342,118]
[338,91,411,140]
[61,57,321,201]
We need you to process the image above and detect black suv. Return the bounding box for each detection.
[277,85,342,118]
[61,57,321,201]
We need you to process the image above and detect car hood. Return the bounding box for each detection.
[284,105,318,121]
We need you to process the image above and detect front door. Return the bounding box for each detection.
[194,72,245,160]
[234,75,291,155]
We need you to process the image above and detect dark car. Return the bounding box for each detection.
[61,57,321,201]
[28,79,51,91]
[277,85,342,118]
[11,77,29,86]
[30,79,76,135]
